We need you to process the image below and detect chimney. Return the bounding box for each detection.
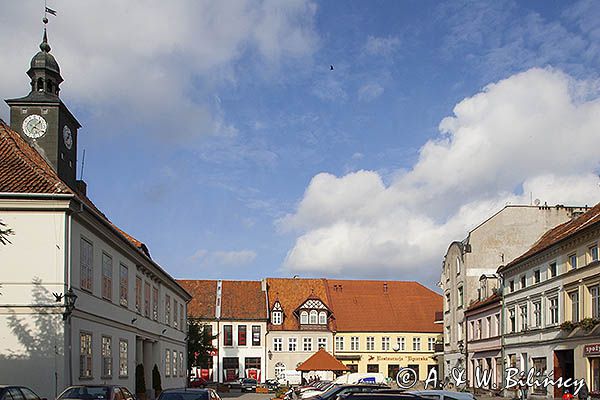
[76,180,87,196]
[383,282,388,293]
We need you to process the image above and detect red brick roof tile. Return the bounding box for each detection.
[179,280,217,319]
[221,280,267,320]
[326,280,442,333]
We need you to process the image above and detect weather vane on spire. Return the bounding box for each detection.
[43,0,57,25]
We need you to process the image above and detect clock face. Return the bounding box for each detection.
[22,114,47,139]
[63,125,73,150]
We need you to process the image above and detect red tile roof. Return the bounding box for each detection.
[500,202,600,271]
[179,280,217,319]
[326,280,443,333]
[221,280,267,320]
[266,278,332,331]
[465,293,501,314]
[296,348,349,372]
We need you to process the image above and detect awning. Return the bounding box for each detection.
[296,348,350,372]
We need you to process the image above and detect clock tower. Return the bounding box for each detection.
[5,28,81,190]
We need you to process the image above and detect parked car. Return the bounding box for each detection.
[57,386,135,400]
[265,379,280,392]
[407,391,475,400]
[189,377,209,388]
[338,392,428,400]
[157,388,221,400]
[303,384,390,400]
[226,378,243,390]
[240,378,258,392]
[0,386,46,400]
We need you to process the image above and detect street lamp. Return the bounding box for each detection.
[62,288,77,320]
[268,350,273,360]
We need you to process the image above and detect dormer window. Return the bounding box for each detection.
[300,311,308,324]
[309,310,318,324]
[319,311,327,324]
[272,311,282,325]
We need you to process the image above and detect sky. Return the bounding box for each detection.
[1,0,600,288]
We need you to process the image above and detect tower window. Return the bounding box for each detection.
[47,80,53,93]
[37,78,44,92]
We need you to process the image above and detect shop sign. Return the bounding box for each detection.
[583,343,600,357]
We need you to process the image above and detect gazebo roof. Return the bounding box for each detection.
[296,348,350,372]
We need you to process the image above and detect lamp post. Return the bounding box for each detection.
[62,288,77,320]
[62,288,77,387]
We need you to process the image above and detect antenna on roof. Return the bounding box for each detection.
[80,149,86,179]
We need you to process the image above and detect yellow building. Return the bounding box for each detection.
[326,280,443,381]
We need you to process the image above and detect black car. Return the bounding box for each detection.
[157,388,221,400]
[57,385,135,400]
[0,386,46,400]
[338,393,427,400]
[240,378,258,392]
[306,384,391,400]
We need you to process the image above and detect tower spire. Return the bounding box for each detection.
[40,28,51,53]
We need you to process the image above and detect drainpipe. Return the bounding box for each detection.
[497,271,505,397]
[216,281,222,383]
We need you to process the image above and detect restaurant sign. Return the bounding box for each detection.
[583,343,600,357]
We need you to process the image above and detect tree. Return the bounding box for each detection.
[0,219,14,245]
[135,364,146,396]
[152,364,162,393]
[187,320,217,370]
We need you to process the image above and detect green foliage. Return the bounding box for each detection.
[579,318,600,332]
[0,219,14,245]
[136,364,146,394]
[152,364,162,392]
[187,320,217,369]
[560,321,576,331]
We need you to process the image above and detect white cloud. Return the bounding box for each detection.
[279,68,600,284]
[358,83,384,102]
[189,249,257,267]
[364,35,401,56]
[0,1,318,139]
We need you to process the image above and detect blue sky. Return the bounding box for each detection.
[2,1,600,287]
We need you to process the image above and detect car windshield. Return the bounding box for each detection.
[59,387,110,400]
[242,379,256,384]
[159,392,209,400]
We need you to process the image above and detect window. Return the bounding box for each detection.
[458,322,463,341]
[382,337,390,351]
[456,257,461,275]
[457,286,464,307]
[144,282,151,318]
[533,301,542,327]
[272,311,282,325]
[397,337,405,351]
[288,337,297,352]
[351,336,359,351]
[445,326,451,342]
[172,350,177,377]
[152,286,159,321]
[303,337,313,352]
[445,293,450,310]
[509,280,515,292]
[469,321,474,340]
[532,358,548,394]
[180,303,184,330]
[300,311,308,324]
[80,332,93,378]
[309,310,318,324]
[317,337,327,350]
[549,262,557,278]
[367,364,379,373]
[238,325,247,346]
[179,352,184,377]
[509,308,516,332]
[366,336,375,351]
[476,320,481,339]
[223,325,233,346]
[273,337,283,352]
[119,264,128,307]
[252,325,261,346]
[570,291,579,323]
[591,286,600,319]
[80,238,93,291]
[486,316,492,337]
[119,339,128,377]
[165,294,171,325]
[520,275,526,290]
[335,336,344,351]
[428,337,435,351]
[318,311,327,325]
[135,276,142,313]
[165,349,171,377]
[102,253,113,300]
[173,299,178,329]
[549,297,559,324]
[569,254,577,269]
[413,337,421,351]
[534,270,540,284]
[102,336,112,378]
[589,245,599,263]
[520,304,528,331]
